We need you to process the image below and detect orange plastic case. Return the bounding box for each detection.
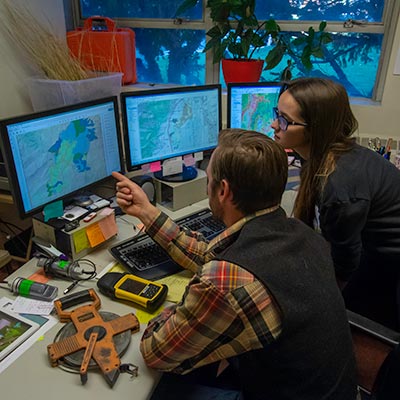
[67,16,137,84]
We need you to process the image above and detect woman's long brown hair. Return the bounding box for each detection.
[283,78,358,226]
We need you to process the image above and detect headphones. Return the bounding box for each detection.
[130,175,156,205]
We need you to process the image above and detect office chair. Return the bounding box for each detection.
[347,310,400,399]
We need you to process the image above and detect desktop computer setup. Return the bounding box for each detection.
[0,81,285,279]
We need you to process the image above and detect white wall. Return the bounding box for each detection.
[0,0,399,142]
[0,0,66,119]
[352,14,400,142]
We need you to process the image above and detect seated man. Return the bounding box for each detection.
[112,129,357,400]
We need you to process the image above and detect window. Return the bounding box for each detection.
[72,0,398,100]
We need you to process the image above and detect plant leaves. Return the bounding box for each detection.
[319,21,327,32]
[175,0,199,17]
[312,47,324,59]
[206,25,224,39]
[264,44,285,70]
[321,33,333,44]
[265,19,280,33]
[301,46,313,70]
[307,27,315,42]
[292,36,306,46]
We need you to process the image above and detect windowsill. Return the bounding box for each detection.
[350,97,382,107]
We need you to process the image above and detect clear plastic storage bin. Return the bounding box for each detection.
[27,72,123,111]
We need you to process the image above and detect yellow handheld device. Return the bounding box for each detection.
[97,272,168,312]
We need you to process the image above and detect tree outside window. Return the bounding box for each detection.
[73,0,396,100]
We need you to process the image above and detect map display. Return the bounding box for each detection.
[131,93,219,164]
[16,116,105,208]
[238,92,279,137]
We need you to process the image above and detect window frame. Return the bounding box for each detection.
[70,0,399,101]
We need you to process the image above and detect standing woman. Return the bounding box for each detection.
[272,77,400,330]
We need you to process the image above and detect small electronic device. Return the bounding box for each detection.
[97,272,168,312]
[88,199,111,210]
[83,211,97,222]
[0,309,40,361]
[0,277,58,301]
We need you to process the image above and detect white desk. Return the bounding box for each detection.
[0,198,212,399]
[0,192,297,398]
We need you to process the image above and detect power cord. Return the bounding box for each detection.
[36,256,97,294]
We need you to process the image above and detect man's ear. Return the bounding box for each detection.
[219,179,232,202]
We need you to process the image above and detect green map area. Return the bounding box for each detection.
[137,96,218,160]
[240,93,279,137]
[17,116,104,208]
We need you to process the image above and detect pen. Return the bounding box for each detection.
[64,280,79,294]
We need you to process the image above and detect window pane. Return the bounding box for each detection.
[134,28,206,85]
[220,32,383,98]
[79,0,202,19]
[256,0,385,22]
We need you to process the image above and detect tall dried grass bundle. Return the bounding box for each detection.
[0,0,89,81]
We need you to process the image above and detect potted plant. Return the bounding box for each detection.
[176,0,331,84]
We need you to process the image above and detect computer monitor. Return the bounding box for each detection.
[121,84,222,182]
[227,82,282,138]
[0,96,123,219]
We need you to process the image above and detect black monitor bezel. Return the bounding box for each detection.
[0,96,124,219]
[120,84,222,172]
[226,81,282,129]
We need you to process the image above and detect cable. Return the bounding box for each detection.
[0,218,30,252]
[0,217,24,233]
[36,256,97,294]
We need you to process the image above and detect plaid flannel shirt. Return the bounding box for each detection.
[140,207,282,374]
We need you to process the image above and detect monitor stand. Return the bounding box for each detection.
[153,165,198,182]
[64,191,94,208]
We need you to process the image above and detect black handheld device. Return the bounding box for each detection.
[97,272,168,313]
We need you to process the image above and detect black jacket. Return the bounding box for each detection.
[318,144,400,280]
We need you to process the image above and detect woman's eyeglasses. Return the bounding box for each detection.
[272,107,307,132]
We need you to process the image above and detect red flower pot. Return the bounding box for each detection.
[222,59,264,84]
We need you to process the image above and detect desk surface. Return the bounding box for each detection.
[0,192,297,398]
[0,198,214,399]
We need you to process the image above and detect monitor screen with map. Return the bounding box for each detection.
[0,96,123,218]
[227,82,282,138]
[121,84,221,181]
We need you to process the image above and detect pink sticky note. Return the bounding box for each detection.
[150,161,162,172]
[183,154,196,167]
[98,214,118,240]
[142,163,151,173]
[100,207,113,217]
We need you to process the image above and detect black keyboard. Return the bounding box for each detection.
[110,208,225,280]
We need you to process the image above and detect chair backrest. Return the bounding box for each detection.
[347,310,400,399]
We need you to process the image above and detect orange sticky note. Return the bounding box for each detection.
[86,223,106,247]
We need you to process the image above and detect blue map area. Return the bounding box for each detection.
[46,118,98,196]
[16,116,105,208]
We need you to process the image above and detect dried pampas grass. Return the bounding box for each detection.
[0,0,89,80]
